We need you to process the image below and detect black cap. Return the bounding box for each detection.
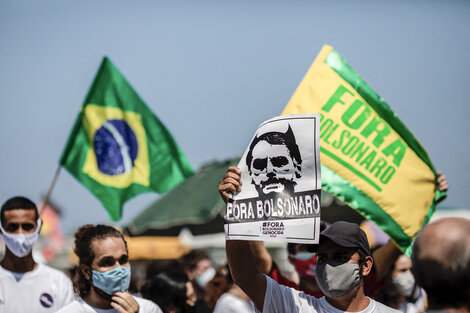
[321,221,371,255]
[308,221,371,255]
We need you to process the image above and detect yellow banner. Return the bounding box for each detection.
[282,45,436,238]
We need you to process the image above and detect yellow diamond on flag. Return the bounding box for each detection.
[82,104,150,188]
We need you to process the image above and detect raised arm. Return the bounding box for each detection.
[249,241,273,275]
[219,166,267,311]
[372,240,402,282]
[226,241,267,311]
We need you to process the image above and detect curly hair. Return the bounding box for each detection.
[73,224,128,297]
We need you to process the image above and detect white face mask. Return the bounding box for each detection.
[0,219,41,258]
[195,267,216,288]
[392,271,415,297]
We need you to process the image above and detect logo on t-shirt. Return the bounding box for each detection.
[39,293,54,308]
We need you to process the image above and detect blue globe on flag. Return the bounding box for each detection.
[94,119,138,175]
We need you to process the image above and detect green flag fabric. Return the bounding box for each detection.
[60,57,194,221]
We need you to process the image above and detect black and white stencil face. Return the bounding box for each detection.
[246,125,302,196]
[250,141,297,195]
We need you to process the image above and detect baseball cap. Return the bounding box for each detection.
[308,221,371,256]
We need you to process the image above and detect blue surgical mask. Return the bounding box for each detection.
[291,252,315,261]
[195,267,216,288]
[92,264,131,295]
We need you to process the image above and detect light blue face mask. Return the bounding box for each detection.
[291,252,315,261]
[92,264,131,295]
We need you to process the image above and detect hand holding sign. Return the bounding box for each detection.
[219,166,242,204]
[223,114,321,244]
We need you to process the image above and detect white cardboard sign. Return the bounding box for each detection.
[224,114,321,243]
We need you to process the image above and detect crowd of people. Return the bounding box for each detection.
[0,168,468,313]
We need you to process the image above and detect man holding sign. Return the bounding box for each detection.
[219,114,399,312]
[219,169,399,313]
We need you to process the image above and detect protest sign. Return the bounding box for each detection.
[224,114,321,243]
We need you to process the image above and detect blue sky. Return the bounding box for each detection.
[1,0,469,234]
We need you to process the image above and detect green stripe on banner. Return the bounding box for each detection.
[321,164,412,252]
[320,147,382,192]
[324,50,436,176]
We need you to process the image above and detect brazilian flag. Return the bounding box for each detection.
[60,57,194,221]
[282,45,446,254]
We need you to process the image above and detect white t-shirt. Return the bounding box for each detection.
[257,276,400,313]
[399,302,419,313]
[0,263,74,312]
[213,292,254,313]
[56,296,163,313]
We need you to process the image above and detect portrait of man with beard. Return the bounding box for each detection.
[245,125,302,198]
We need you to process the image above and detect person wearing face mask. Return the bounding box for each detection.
[180,250,215,313]
[56,224,162,313]
[375,254,426,313]
[219,167,400,313]
[181,250,216,290]
[0,196,74,312]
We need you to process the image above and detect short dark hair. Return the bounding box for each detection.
[1,196,39,226]
[357,248,368,266]
[180,250,210,272]
[246,125,302,176]
[73,224,128,296]
[141,271,188,311]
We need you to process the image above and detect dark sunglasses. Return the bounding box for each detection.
[3,222,36,233]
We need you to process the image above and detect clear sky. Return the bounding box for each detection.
[1,0,469,235]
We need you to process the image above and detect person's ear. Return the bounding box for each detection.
[361,256,374,277]
[81,264,92,280]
